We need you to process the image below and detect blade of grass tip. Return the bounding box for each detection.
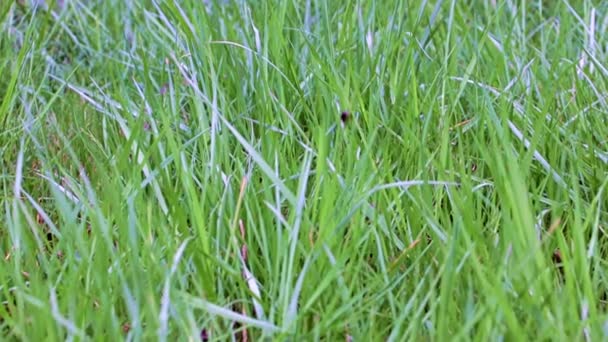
[150,1,184,50]
[50,287,85,339]
[284,256,312,331]
[50,148,128,305]
[209,67,220,171]
[502,59,535,93]
[585,179,607,258]
[231,176,249,245]
[449,76,570,192]
[322,244,350,300]
[47,75,128,125]
[9,138,27,253]
[21,190,62,238]
[268,92,312,146]
[369,180,459,194]
[334,180,459,243]
[282,152,313,330]
[564,95,608,127]
[418,0,443,51]
[274,152,284,244]
[77,161,112,242]
[263,201,290,228]
[595,151,607,164]
[140,128,210,188]
[302,0,311,72]
[132,78,160,135]
[388,265,435,341]
[242,264,265,321]
[289,152,312,243]
[13,137,25,201]
[16,199,48,268]
[159,238,191,342]
[131,154,169,215]
[35,172,80,204]
[167,50,218,167]
[233,175,267,322]
[218,115,297,205]
[130,80,177,213]
[55,76,170,215]
[208,40,299,93]
[172,0,198,43]
[183,295,280,333]
[505,120,568,190]
[0,26,29,130]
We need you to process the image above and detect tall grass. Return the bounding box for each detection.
[1,0,607,340]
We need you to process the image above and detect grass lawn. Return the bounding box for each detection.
[1,0,607,340]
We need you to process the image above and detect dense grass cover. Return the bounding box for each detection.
[1,0,607,340]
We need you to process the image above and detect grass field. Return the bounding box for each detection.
[1,0,607,340]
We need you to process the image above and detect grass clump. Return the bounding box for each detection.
[1,0,607,340]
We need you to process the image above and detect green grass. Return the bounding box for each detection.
[1,0,607,340]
